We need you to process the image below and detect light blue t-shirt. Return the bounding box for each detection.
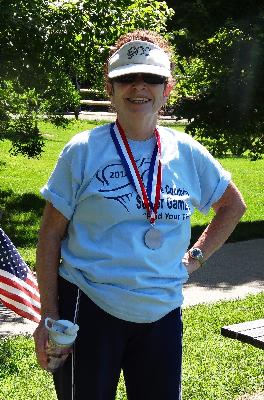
[41,123,231,323]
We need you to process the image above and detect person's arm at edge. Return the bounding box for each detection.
[183,181,247,274]
[33,201,69,369]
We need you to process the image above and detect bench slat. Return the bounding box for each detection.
[80,100,111,106]
[222,319,264,332]
[221,319,264,350]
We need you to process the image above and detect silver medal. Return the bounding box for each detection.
[144,227,163,250]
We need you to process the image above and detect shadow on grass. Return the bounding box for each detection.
[0,161,7,168]
[0,189,45,248]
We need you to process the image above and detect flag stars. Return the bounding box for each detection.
[0,229,29,280]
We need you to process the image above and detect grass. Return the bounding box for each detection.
[190,155,264,245]
[182,293,264,400]
[0,293,263,400]
[0,119,263,268]
[0,334,56,400]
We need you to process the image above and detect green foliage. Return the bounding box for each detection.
[167,0,264,160]
[0,0,172,157]
[0,0,46,85]
[41,0,172,91]
[43,72,81,124]
[0,81,44,157]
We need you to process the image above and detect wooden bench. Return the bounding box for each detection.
[80,99,111,106]
[221,319,264,350]
[79,89,111,108]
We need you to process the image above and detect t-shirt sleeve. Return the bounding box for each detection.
[40,142,85,220]
[193,143,231,214]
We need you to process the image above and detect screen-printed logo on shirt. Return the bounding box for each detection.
[95,158,191,221]
[95,158,149,211]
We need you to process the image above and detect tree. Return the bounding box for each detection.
[166,0,264,159]
[43,0,172,91]
[0,0,47,157]
[0,0,172,157]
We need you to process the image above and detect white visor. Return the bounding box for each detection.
[108,40,171,79]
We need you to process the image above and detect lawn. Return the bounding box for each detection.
[0,119,263,268]
[0,293,263,400]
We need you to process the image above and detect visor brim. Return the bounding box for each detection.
[108,64,171,79]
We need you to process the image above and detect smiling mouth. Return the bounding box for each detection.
[127,97,151,104]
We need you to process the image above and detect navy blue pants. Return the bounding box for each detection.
[53,277,183,400]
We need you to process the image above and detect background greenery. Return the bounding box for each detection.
[166,0,264,160]
[1,1,263,159]
[0,293,263,400]
[0,0,171,157]
[0,120,263,269]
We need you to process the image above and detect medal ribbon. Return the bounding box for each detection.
[110,121,162,225]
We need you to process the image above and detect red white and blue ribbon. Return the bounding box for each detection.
[110,120,162,225]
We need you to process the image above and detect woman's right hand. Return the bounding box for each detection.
[33,314,58,370]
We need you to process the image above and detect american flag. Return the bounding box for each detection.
[0,227,41,323]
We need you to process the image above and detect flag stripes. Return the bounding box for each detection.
[0,227,41,323]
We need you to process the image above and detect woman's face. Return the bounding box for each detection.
[108,74,172,119]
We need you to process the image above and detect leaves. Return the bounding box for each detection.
[0,0,172,157]
[168,1,264,159]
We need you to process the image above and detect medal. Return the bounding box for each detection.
[110,121,163,249]
[144,227,163,250]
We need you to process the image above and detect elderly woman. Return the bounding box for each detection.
[34,30,246,400]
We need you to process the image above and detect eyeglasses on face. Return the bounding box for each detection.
[112,73,167,85]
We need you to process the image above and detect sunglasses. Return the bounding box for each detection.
[112,73,167,85]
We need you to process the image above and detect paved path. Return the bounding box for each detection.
[66,110,185,124]
[0,239,263,338]
[0,303,37,338]
[183,238,264,307]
